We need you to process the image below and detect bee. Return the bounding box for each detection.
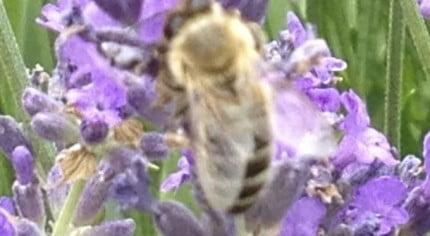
[157,0,272,214]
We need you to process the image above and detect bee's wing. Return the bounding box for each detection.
[190,86,269,212]
[272,86,337,160]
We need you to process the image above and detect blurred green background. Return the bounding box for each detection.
[1,0,430,234]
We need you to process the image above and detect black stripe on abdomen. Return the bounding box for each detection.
[228,137,271,214]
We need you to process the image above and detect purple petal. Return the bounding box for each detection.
[0,198,14,215]
[110,159,155,212]
[420,0,430,19]
[307,88,341,112]
[280,197,326,236]
[287,12,307,47]
[353,176,407,209]
[160,171,190,193]
[139,0,180,20]
[273,87,336,159]
[341,90,370,134]
[138,13,167,43]
[0,210,15,236]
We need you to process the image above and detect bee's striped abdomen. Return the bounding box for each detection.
[228,136,271,214]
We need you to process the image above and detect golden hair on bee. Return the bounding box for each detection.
[158,0,272,214]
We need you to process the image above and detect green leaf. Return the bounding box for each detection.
[384,0,405,152]
[0,0,54,180]
[400,0,430,81]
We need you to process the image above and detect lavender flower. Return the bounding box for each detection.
[333,90,397,169]
[345,176,409,235]
[161,151,192,192]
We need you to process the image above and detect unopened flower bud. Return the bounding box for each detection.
[46,165,70,218]
[31,112,79,145]
[11,146,36,185]
[0,116,33,159]
[126,81,169,128]
[245,160,311,229]
[74,173,112,226]
[71,219,135,236]
[15,219,43,236]
[12,183,46,227]
[140,132,169,160]
[21,88,61,116]
[152,201,206,236]
[80,119,109,144]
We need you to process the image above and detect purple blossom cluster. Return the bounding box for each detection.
[1,0,430,235]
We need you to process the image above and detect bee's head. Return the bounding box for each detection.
[165,0,263,74]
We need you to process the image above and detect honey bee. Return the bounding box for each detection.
[157,0,272,214]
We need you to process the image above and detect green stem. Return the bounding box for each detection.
[400,0,430,80]
[52,180,86,236]
[384,0,405,152]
